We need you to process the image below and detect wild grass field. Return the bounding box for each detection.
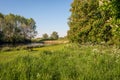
[0,44,120,80]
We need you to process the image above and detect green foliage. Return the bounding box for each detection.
[42,33,49,40]
[0,13,37,44]
[68,0,101,43]
[50,31,59,40]
[0,44,120,80]
[110,0,120,19]
[68,0,120,45]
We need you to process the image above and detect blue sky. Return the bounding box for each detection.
[0,0,72,37]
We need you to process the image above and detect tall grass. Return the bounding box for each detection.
[0,44,120,80]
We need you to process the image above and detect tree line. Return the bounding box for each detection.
[68,0,120,45]
[0,13,37,44]
[42,31,59,40]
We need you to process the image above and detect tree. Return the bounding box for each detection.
[99,0,120,45]
[68,0,101,44]
[0,13,37,44]
[110,0,120,19]
[50,31,59,40]
[42,33,49,40]
[0,13,4,43]
[68,0,120,45]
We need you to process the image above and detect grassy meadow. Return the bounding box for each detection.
[0,44,120,80]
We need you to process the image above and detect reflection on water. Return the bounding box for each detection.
[27,43,44,47]
[0,43,44,48]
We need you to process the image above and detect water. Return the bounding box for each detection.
[0,42,45,48]
[27,43,44,47]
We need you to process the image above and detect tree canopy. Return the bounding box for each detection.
[0,13,37,44]
[50,31,59,40]
[68,0,120,45]
[42,33,49,40]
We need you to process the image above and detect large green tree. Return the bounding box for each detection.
[0,13,37,44]
[68,0,101,43]
[68,0,120,45]
[100,0,120,45]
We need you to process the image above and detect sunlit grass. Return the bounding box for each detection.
[33,44,65,51]
[0,44,120,80]
[0,44,65,63]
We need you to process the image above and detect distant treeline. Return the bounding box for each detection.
[42,31,59,40]
[0,13,37,44]
[68,0,120,45]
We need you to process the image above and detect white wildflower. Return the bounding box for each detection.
[37,73,40,78]
[92,48,99,53]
